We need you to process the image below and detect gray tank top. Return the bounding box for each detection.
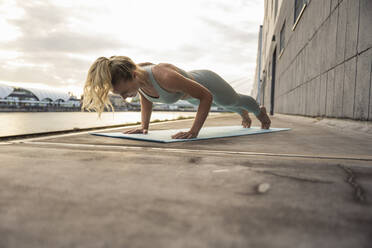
[138,64,191,104]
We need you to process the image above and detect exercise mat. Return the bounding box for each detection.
[90,125,291,143]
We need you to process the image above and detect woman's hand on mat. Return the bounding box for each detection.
[171,130,198,139]
[123,128,148,134]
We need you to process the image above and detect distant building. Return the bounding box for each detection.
[0,83,81,111]
[252,0,372,120]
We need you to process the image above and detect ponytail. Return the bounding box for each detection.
[81,57,115,118]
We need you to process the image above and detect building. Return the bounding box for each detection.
[252,0,372,120]
[0,83,81,111]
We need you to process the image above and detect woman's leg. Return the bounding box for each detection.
[221,95,271,129]
[188,70,260,115]
[187,69,271,128]
[228,93,261,117]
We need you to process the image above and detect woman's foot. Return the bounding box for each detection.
[241,110,252,128]
[256,106,271,129]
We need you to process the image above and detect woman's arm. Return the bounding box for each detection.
[138,91,153,130]
[188,93,213,135]
[153,64,213,138]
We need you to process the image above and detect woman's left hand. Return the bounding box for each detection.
[171,130,198,139]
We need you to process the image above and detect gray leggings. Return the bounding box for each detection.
[185,69,262,117]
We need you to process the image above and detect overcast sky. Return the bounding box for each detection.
[0,0,264,98]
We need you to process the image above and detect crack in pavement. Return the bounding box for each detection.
[251,169,334,184]
[338,164,367,204]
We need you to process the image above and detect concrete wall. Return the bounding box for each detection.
[252,0,372,120]
[252,25,263,104]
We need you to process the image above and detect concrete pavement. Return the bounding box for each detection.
[0,113,371,248]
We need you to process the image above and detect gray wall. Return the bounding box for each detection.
[254,0,372,120]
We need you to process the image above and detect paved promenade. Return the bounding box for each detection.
[1,113,371,248]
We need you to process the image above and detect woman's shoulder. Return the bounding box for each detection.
[136,62,155,67]
[138,62,184,72]
[150,63,189,94]
[155,63,187,75]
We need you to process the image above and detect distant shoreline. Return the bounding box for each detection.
[0,108,227,113]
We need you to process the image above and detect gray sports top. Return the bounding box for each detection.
[138,64,192,104]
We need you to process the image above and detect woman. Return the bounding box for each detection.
[82,56,271,139]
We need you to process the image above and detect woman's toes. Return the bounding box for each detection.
[257,106,271,129]
[260,106,267,113]
[265,120,271,129]
[242,120,251,128]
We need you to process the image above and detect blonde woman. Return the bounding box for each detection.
[82,56,271,139]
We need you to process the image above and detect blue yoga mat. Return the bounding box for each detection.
[90,125,291,143]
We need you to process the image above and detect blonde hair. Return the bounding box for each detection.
[81,56,137,118]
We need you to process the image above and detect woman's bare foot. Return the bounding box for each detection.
[241,110,252,128]
[256,106,271,129]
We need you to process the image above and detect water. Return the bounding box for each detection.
[0,111,203,137]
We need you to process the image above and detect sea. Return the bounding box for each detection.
[0,111,205,138]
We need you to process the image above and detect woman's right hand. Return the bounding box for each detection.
[123,128,148,134]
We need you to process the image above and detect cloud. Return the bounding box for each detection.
[3,31,127,53]
[3,1,126,54]
[199,17,258,45]
[0,0,264,96]
[0,0,130,91]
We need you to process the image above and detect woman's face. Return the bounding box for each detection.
[112,73,139,100]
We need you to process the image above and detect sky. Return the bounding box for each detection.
[0,0,264,98]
